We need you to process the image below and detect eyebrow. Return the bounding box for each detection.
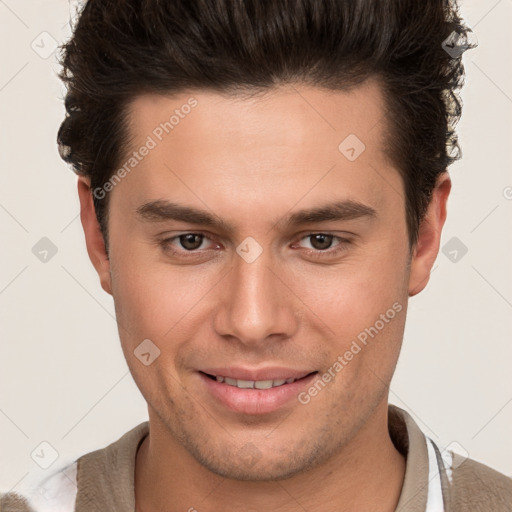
[135,199,377,233]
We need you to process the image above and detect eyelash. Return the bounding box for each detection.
[158,232,352,260]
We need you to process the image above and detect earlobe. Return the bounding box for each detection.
[77,177,112,295]
[408,172,451,297]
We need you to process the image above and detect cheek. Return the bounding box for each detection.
[303,247,408,336]
[312,280,406,387]
[111,255,217,343]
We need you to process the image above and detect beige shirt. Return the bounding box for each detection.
[2,404,511,511]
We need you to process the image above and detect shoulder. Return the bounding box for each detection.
[0,491,35,512]
[0,461,77,512]
[446,451,512,510]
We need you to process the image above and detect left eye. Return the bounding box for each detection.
[298,233,339,251]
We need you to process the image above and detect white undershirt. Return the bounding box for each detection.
[25,461,77,512]
[426,437,446,512]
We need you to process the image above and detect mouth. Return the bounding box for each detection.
[200,371,317,389]
[198,369,319,415]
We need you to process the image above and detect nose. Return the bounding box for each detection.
[212,246,300,347]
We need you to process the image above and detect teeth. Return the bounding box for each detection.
[213,375,297,389]
[237,379,255,389]
[254,380,273,389]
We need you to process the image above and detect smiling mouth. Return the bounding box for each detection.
[200,371,318,390]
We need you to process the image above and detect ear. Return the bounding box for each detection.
[408,172,451,297]
[77,177,112,295]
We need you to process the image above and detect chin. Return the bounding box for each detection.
[198,458,307,482]
[186,438,330,482]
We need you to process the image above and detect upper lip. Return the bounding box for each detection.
[199,367,316,381]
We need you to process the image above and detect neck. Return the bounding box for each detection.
[135,400,406,512]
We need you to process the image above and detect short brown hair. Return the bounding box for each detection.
[57,0,475,251]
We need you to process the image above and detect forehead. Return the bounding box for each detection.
[113,80,400,224]
[126,80,388,153]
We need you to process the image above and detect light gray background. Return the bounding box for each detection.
[1,0,511,494]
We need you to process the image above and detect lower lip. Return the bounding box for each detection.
[198,371,318,415]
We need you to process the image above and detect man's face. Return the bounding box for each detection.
[104,81,414,479]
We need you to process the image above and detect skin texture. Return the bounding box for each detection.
[78,80,451,512]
